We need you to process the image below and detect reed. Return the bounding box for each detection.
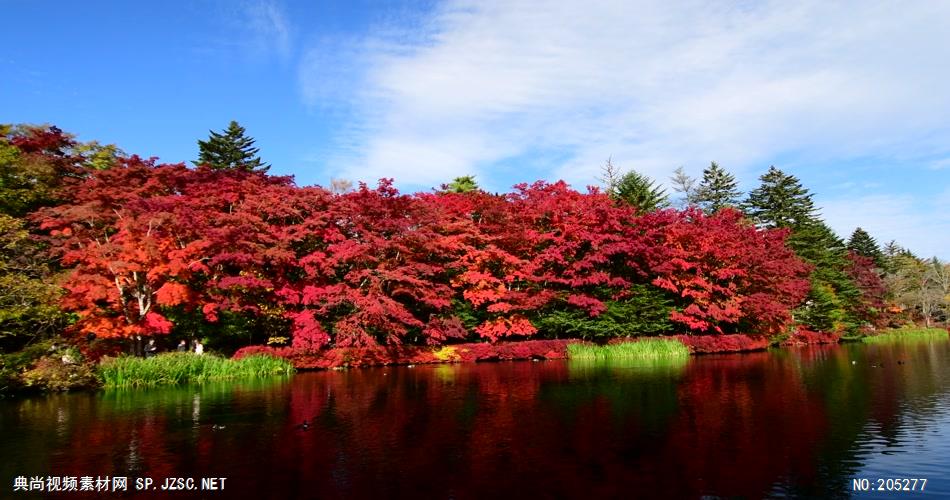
[567,338,690,360]
[861,327,949,344]
[98,352,294,388]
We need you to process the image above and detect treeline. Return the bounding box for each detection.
[0,124,946,355]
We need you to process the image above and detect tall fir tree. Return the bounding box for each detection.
[694,162,741,213]
[743,166,816,228]
[743,166,860,332]
[791,220,861,332]
[847,227,885,268]
[194,121,269,173]
[612,170,670,214]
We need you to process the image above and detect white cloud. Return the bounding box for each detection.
[299,1,950,189]
[244,0,291,60]
[297,0,950,255]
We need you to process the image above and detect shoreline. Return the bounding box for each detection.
[3,328,945,396]
[235,327,948,371]
[234,330,849,371]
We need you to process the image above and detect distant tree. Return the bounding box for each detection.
[194,121,269,173]
[445,175,480,193]
[882,240,907,259]
[670,166,699,207]
[847,228,885,268]
[884,244,919,304]
[922,257,950,326]
[613,171,669,214]
[694,162,741,213]
[886,254,948,327]
[597,157,622,195]
[329,178,353,194]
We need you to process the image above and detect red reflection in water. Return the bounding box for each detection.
[8,343,948,498]
[661,352,829,497]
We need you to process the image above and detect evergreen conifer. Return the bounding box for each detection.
[847,227,885,268]
[695,162,741,213]
[743,166,860,332]
[743,166,816,228]
[613,170,670,214]
[194,121,269,173]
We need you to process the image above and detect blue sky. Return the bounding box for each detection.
[3,0,949,258]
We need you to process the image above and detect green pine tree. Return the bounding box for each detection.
[743,166,816,228]
[744,166,860,333]
[847,227,885,268]
[791,220,861,329]
[613,170,670,214]
[194,121,269,173]
[694,162,741,213]
[445,175,479,193]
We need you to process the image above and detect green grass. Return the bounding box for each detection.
[861,327,949,344]
[98,352,294,388]
[567,338,690,360]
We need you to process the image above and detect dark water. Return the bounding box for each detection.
[2,340,950,499]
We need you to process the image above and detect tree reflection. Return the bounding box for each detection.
[2,342,949,498]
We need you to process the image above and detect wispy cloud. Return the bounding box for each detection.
[202,0,292,62]
[299,0,950,190]
[243,0,291,60]
[296,0,950,256]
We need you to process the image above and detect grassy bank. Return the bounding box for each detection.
[567,338,690,360]
[861,327,949,344]
[99,352,294,388]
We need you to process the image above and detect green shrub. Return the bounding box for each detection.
[1,339,62,393]
[20,354,100,391]
[537,285,674,340]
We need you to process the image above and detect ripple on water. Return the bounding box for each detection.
[2,341,950,498]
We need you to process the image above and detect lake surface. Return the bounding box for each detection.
[2,339,950,499]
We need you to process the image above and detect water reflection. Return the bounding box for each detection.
[1,342,949,498]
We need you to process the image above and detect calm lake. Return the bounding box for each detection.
[2,340,950,499]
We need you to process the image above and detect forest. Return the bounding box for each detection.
[1,123,948,380]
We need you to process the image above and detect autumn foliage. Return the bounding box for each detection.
[234,339,572,370]
[32,158,812,349]
[844,251,890,329]
[639,208,811,335]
